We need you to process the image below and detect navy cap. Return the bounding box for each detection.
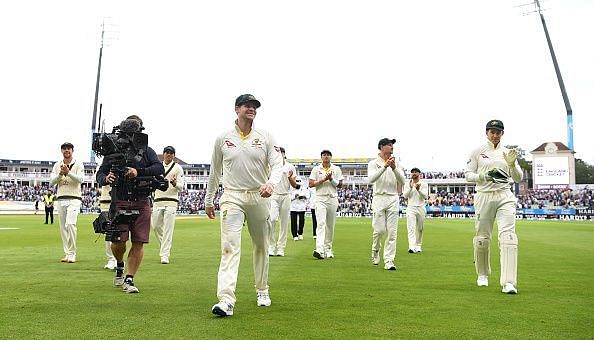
[163,146,176,154]
[410,167,421,173]
[235,94,261,108]
[61,142,74,149]
[486,119,504,131]
[378,138,396,150]
[321,149,332,156]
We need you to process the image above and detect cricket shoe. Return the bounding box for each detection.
[502,283,518,294]
[371,250,380,265]
[326,251,334,258]
[160,256,169,264]
[257,291,271,307]
[104,260,117,270]
[384,261,397,270]
[313,250,324,259]
[408,249,416,254]
[477,275,489,287]
[113,275,124,287]
[122,278,139,293]
[293,237,299,241]
[298,235,303,240]
[212,302,234,317]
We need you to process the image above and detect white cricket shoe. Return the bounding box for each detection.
[298,235,303,240]
[160,256,169,264]
[371,250,380,265]
[257,291,272,307]
[293,236,299,241]
[122,278,139,293]
[268,249,275,256]
[276,250,284,257]
[502,283,518,294]
[104,260,117,270]
[415,246,422,253]
[384,261,397,270]
[477,275,489,287]
[212,302,234,316]
[326,251,334,258]
[113,275,124,287]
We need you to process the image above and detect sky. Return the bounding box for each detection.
[1,0,592,170]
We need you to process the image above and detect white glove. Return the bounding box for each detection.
[504,149,517,166]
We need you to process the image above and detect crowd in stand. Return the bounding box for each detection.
[1,182,592,212]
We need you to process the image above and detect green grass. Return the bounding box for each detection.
[0,215,593,339]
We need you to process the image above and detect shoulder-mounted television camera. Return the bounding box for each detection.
[92,118,168,242]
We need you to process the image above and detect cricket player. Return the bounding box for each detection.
[152,145,185,264]
[309,149,343,259]
[403,167,428,254]
[464,119,522,294]
[206,94,283,317]
[99,185,117,270]
[49,142,84,263]
[367,138,405,270]
[268,147,298,256]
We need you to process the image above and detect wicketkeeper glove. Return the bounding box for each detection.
[487,167,510,184]
[504,148,518,166]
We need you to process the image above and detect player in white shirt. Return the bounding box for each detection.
[290,177,309,240]
[268,147,298,256]
[367,138,405,270]
[402,167,429,254]
[49,142,84,263]
[152,146,185,264]
[306,186,318,239]
[464,119,523,294]
[206,94,283,317]
[309,150,343,259]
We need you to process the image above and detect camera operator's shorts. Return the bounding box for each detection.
[115,199,151,243]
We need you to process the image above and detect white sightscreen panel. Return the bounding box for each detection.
[534,157,570,185]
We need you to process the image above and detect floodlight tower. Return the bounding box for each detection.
[90,21,105,163]
[533,0,575,151]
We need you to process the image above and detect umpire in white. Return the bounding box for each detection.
[367,138,405,270]
[464,119,522,294]
[152,146,184,264]
[205,94,283,317]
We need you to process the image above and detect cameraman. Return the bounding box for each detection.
[96,115,164,294]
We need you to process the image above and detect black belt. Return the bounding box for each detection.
[56,196,82,201]
[154,197,179,203]
[99,200,112,204]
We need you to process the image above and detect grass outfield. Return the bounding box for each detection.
[0,215,593,339]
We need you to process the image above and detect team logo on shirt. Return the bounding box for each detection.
[251,138,263,148]
[224,140,236,148]
[479,153,489,158]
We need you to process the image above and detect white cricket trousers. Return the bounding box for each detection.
[473,190,518,286]
[217,190,271,305]
[269,193,290,253]
[152,205,178,258]
[371,194,399,262]
[57,199,81,258]
[100,203,115,262]
[315,196,339,255]
[406,206,426,250]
